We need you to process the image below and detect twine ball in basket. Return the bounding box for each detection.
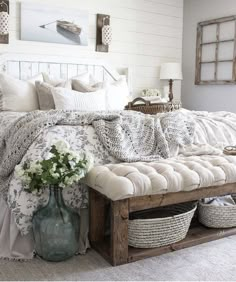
[128,202,197,248]
[198,196,236,228]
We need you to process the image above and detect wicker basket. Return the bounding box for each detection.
[125,98,182,114]
[198,197,236,228]
[128,202,197,248]
[125,97,167,114]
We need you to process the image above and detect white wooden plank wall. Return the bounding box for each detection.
[0,0,183,98]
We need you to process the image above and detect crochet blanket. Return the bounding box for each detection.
[0,110,195,198]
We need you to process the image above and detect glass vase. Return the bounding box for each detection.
[32,185,80,262]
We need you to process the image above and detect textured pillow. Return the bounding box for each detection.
[52,87,107,111]
[72,79,102,92]
[43,72,91,86]
[105,78,130,110]
[28,73,44,84]
[35,81,71,110]
[0,73,42,112]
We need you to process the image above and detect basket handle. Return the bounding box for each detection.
[127,97,150,109]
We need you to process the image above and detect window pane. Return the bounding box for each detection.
[217,62,233,80]
[202,24,217,43]
[201,63,215,81]
[219,21,235,41]
[218,41,234,60]
[201,44,216,62]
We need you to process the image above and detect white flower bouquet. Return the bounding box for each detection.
[141,89,161,97]
[15,140,94,193]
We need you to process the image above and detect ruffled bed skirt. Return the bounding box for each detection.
[0,198,90,260]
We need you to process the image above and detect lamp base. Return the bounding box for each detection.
[168,79,173,102]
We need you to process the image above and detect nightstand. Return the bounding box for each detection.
[125,97,181,114]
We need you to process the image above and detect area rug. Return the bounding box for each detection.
[1,236,236,281]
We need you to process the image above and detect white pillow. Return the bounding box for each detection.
[52,87,107,111]
[0,73,43,112]
[104,78,130,110]
[35,81,71,110]
[28,73,44,84]
[43,72,91,86]
[71,79,102,92]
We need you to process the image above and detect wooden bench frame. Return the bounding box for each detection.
[89,183,236,266]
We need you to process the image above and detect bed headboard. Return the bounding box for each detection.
[0,53,131,87]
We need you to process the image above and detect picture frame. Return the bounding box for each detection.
[21,2,89,46]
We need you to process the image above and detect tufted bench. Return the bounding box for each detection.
[85,155,236,266]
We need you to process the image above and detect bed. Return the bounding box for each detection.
[0,54,129,260]
[1,54,236,261]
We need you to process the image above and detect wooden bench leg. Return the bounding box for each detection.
[110,199,129,266]
[89,189,105,243]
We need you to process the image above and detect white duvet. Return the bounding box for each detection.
[178,109,236,156]
[1,109,236,232]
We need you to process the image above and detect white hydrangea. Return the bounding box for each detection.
[59,167,66,174]
[68,155,73,161]
[29,162,43,175]
[54,140,70,153]
[64,173,84,186]
[22,175,31,184]
[64,176,73,186]
[51,173,60,179]
[69,151,81,162]
[49,163,58,175]
[69,160,76,169]
[15,165,25,177]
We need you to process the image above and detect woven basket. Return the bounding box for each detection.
[125,98,182,114]
[198,196,236,228]
[128,202,197,248]
[125,97,168,114]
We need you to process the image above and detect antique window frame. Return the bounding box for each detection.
[195,15,236,85]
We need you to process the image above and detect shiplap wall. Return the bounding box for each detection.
[1,0,183,98]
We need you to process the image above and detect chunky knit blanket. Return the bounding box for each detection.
[0,110,195,197]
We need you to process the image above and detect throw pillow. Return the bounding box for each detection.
[0,73,42,112]
[104,77,130,110]
[52,87,107,111]
[71,79,102,92]
[35,81,71,110]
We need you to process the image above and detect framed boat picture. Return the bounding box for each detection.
[20,2,88,46]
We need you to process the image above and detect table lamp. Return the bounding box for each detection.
[160,63,182,102]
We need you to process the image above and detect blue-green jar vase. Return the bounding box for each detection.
[32,186,80,262]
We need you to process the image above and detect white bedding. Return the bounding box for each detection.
[0,109,235,232]
[191,110,236,147]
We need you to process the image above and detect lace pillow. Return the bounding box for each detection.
[35,81,71,110]
[52,87,107,111]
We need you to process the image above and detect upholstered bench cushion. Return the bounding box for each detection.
[85,155,236,201]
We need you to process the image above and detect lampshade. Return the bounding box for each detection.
[160,63,183,80]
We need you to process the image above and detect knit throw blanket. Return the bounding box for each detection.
[0,110,195,198]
